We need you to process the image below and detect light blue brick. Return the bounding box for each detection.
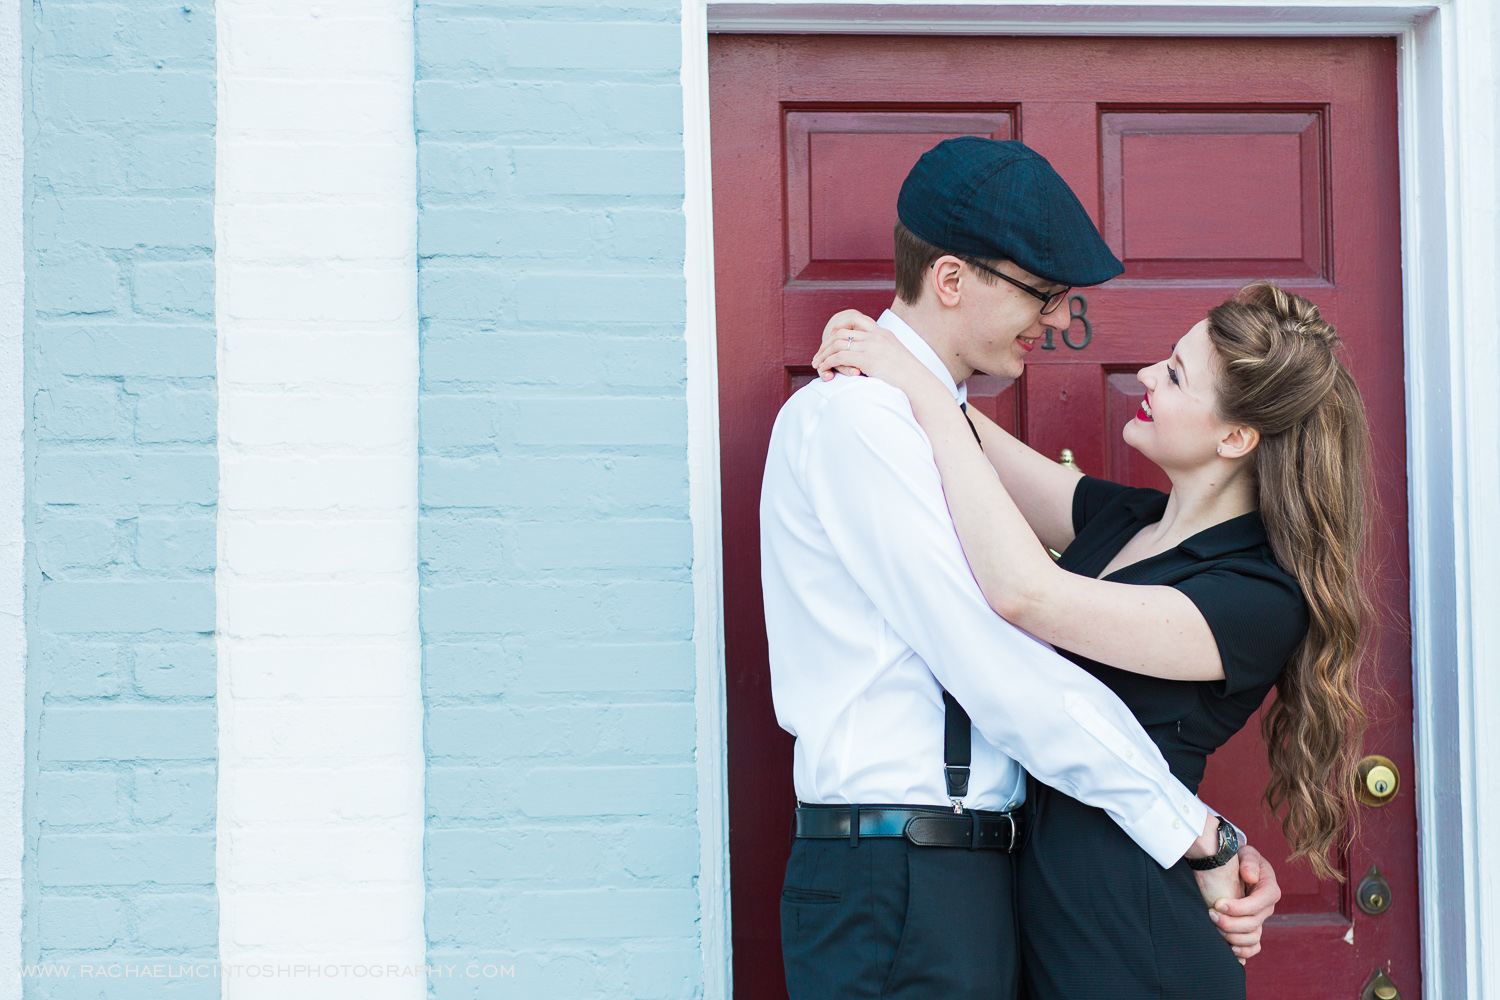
[590,207,686,262]
[623,947,704,1000]
[34,770,124,827]
[35,5,118,59]
[422,643,515,699]
[32,196,213,253]
[34,638,125,698]
[426,827,609,884]
[131,260,213,317]
[37,897,128,949]
[134,894,217,949]
[421,330,686,389]
[39,706,216,762]
[133,643,215,698]
[419,455,686,512]
[422,580,692,635]
[419,519,507,575]
[506,22,679,71]
[517,889,697,940]
[419,207,593,258]
[117,7,216,64]
[512,147,683,195]
[619,825,699,879]
[419,264,511,321]
[426,888,513,948]
[25,976,220,1000]
[135,517,215,573]
[36,834,213,886]
[510,396,686,447]
[41,322,215,378]
[38,69,215,127]
[513,640,693,694]
[29,132,128,192]
[133,767,215,827]
[427,705,604,762]
[511,518,691,571]
[31,259,120,314]
[416,16,507,75]
[426,766,523,821]
[517,765,694,817]
[418,141,508,197]
[33,516,120,573]
[419,395,505,451]
[37,581,214,634]
[33,385,122,440]
[135,389,215,444]
[34,450,216,504]
[516,273,684,323]
[127,134,214,192]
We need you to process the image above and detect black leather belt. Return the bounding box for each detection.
[795,803,1021,852]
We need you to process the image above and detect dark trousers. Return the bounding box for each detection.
[781,835,1019,1000]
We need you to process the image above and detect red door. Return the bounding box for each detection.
[711,35,1416,1000]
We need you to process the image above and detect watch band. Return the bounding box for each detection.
[1186,817,1240,871]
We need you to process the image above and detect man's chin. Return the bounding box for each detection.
[977,358,1026,380]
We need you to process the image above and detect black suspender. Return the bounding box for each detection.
[941,401,983,811]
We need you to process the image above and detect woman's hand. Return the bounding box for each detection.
[813,312,942,401]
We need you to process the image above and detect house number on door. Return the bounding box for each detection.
[1041,294,1093,351]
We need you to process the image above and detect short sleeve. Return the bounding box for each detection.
[1071,475,1135,535]
[1173,566,1310,696]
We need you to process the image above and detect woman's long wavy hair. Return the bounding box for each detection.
[1206,282,1373,882]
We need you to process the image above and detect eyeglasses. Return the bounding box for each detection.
[955,256,1071,315]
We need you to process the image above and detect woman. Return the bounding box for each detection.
[811,282,1370,999]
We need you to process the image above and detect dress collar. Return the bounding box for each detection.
[1121,490,1270,559]
[878,309,967,406]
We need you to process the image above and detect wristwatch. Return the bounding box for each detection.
[1186,817,1240,871]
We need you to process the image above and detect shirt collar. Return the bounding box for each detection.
[878,309,967,406]
[1121,491,1270,558]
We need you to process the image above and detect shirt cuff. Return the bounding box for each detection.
[1121,794,1212,869]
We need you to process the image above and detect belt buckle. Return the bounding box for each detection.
[1006,811,1017,852]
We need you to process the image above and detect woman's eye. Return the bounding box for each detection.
[1167,365,1180,386]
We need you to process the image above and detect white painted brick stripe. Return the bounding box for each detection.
[215,1,423,996]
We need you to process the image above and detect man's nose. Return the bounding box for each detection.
[1040,306,1071,333]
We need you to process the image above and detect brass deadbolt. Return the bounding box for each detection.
[1058,448,1081,473]
[1356,755,1400,807]
[1356,864,1392,916]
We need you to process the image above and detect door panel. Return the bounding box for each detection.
[711,35,1413,1000]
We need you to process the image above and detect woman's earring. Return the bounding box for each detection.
[1216,446,1223,456]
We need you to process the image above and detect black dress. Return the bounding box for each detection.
[1018,477,1309,1000]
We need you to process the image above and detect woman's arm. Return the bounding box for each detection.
[816,311,1082,552]
[815,332,1225,682]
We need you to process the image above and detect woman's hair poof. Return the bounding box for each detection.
[892,220,1003,304]
[1206,281,1374,882]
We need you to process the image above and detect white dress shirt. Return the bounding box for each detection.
[759,310,1210,868]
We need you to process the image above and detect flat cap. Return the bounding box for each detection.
[897,137,1124,287]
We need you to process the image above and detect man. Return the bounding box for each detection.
[760,138,1278,999]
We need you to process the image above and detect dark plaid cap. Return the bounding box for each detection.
[897,137,1124,287]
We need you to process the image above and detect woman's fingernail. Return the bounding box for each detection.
[1216,901,1231,913]
[1209,911,1220,923]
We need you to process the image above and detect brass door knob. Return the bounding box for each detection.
[1356,755,1400,806]
[1360,967,1401,1000]
[1058,448,1081,472]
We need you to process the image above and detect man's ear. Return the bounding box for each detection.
[931,256,965,308]
[1218,424,1260,460]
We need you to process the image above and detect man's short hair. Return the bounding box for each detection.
[892,220,1003,305]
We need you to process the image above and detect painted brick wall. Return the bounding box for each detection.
[414,1,700,995]
[23,0,218,989]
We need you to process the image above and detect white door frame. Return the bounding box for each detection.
[682,3,1500,998]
